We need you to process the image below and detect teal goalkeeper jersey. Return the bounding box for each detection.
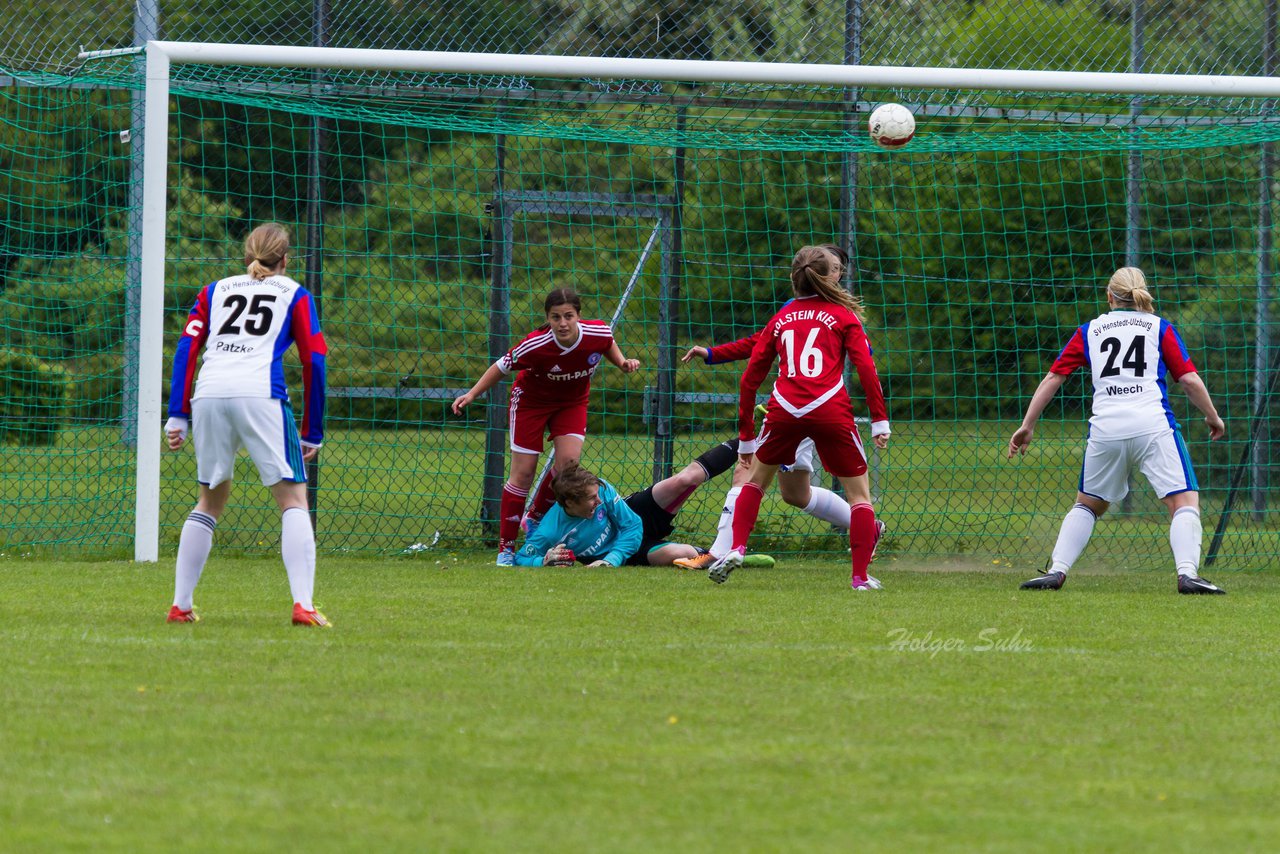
[513,480,644,567]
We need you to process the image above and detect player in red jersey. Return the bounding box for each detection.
[677,243,864,569]
[452,288,641,565]
[708,245,891,588]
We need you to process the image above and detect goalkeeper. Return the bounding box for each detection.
[513,439,742,567]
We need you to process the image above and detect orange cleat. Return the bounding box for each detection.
[292,603,333,627]
[673,552,716,570]
[166,605,199,623]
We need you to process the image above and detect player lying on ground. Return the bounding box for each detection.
[677,242,864,570]
[513,439,754,567]
[451,287,640,566]
[164,223,331,627]
[708,245,891,589]
[1008,266,1226,594]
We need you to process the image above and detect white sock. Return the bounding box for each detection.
[803,486,852,528]
[1170,506,1202,577]
[173,510,216,610]
[1049,503,1096,575]
[710,486,741,559]
[281,507,316,610]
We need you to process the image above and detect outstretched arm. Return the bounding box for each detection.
[680,345,710,364]
[1176,372,1225,440]
[604,340,640,374]
[1008,372,1068,458]
[451,363,506,414]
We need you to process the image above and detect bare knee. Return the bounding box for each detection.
[777,473,811,508]
[1075,493,1109,518]
[1162,491,1199,515]
[671,465,705,491]
[195,482,232,518]
[271,481,308,513]
[507,454,539,490]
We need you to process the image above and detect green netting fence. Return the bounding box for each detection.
[1,56,1277,569]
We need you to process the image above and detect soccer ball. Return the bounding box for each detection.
[868,103,916,149]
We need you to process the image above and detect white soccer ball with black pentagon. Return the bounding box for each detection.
[868,103,915,149]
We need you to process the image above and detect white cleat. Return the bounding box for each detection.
[708,549,744,584]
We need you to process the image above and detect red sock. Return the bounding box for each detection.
[662,484,698,514]
[499,483,527,552]
[849,502,876,583]
[731,483,765,552]
[528,469,558,520]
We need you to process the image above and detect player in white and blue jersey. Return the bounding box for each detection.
[1007,267,1226,594]
[163,223,331,625]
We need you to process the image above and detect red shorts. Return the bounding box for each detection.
[755,408,868,477]
[508,387,588,454]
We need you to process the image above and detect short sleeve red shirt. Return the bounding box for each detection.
[498,319,615,406]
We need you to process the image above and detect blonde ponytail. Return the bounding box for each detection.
[790,245,865,319]
[244,223,290,280]
[1107,266,1155,313]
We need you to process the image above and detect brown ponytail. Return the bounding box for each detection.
[790,246,865,319]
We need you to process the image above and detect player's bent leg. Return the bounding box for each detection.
[498,452,539,560]
[711,475,773,584]
[1162,491,1222,594]
[834,472,880,588]
[194,480,232,517]
[171,481,231,619]
[272,480,321,616]
[706,485,741,559]
[649,465,706,512]
[776,470,813,510]
[651,438,740,513]
[848,501,879,587]
[1022,494,1108,590]
[780,471,853,528]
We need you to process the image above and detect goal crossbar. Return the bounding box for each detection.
[131,42,1280,98]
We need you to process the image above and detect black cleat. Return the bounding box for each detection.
[1178,575,1226,595]
[1020,569,1066,590]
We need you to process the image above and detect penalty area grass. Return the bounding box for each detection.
[0,556,1276,851]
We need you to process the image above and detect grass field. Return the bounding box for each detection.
[2,555,1277,852]
[5,422,1278,570]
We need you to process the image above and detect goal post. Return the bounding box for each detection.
[106,41,1280,564]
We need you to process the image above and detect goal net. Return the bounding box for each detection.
[2,44,1278,569]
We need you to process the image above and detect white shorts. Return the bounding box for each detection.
[1079,428,1199,503]
[778,437,816,473]
[192,397,308,488]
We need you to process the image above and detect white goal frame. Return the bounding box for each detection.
[123,41,1280,561]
